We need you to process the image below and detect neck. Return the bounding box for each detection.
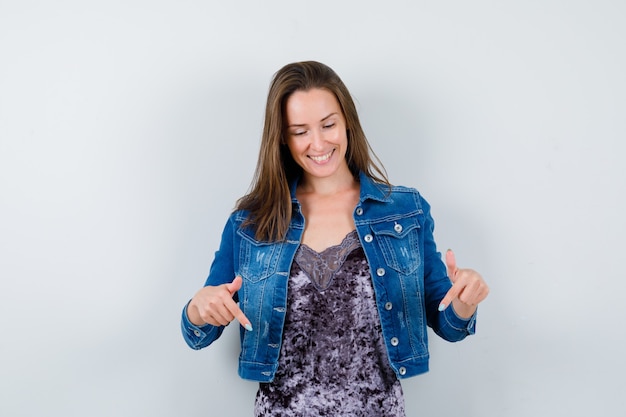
[298,167,357,196]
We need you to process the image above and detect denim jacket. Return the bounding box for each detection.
[181,172,476,382]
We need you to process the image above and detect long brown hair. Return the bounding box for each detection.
[236,61,389,242]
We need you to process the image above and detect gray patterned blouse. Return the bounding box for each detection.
[254,230,406,416]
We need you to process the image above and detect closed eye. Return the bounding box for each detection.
[323,123,335,129]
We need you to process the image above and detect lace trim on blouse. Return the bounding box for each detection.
[295,230,360,290]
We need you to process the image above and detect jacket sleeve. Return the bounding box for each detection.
[181,215,238,350]
[181,302,226,350]
[419,195,476,342]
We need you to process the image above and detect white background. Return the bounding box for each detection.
[1,1,624,416]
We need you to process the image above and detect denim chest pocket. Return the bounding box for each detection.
[371,219,421,275]
[238,231,282,283]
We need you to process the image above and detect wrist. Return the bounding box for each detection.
[451,299,477,319]
[185,300,207,326]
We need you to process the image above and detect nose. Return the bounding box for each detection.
[309,128,325,151]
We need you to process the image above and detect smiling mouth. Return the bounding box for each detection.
[308,149,334,162]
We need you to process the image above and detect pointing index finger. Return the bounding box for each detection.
[438,281,462,312]
[225,276,253,331]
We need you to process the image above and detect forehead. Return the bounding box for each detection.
[285,88,343,123]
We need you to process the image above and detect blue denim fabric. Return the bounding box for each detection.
[181,172,476,382]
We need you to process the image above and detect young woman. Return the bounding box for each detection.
[181,61,489,416]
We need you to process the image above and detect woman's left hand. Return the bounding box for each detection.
[438,249,490,319]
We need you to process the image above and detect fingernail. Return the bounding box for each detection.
[244,323,253,331]
[438,303,446,312]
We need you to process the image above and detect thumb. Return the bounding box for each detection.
[446,249,458,282]
[226,275,243,296]
[439,249,460,312]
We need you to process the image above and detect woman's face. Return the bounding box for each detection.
[284,88,350,181]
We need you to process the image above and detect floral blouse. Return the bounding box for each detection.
[254,230,405,416]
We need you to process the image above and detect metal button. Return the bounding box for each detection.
[390,337,399,346]
[394,223,403,233]
[193,330,201,337]
[385,302,393,310]
[399,367,407,376]
[376,268,385,277]
[355,207,363,215]
[364,234,373,243]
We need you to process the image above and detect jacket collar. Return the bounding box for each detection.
[358,171,392,203]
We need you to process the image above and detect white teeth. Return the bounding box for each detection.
[309,150,333,162]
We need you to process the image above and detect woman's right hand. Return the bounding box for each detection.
[187,276,253,331]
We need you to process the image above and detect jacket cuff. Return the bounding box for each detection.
[181,301,217,349]
[443,305,477,336]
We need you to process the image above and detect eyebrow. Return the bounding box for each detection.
[288,112,337,128]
